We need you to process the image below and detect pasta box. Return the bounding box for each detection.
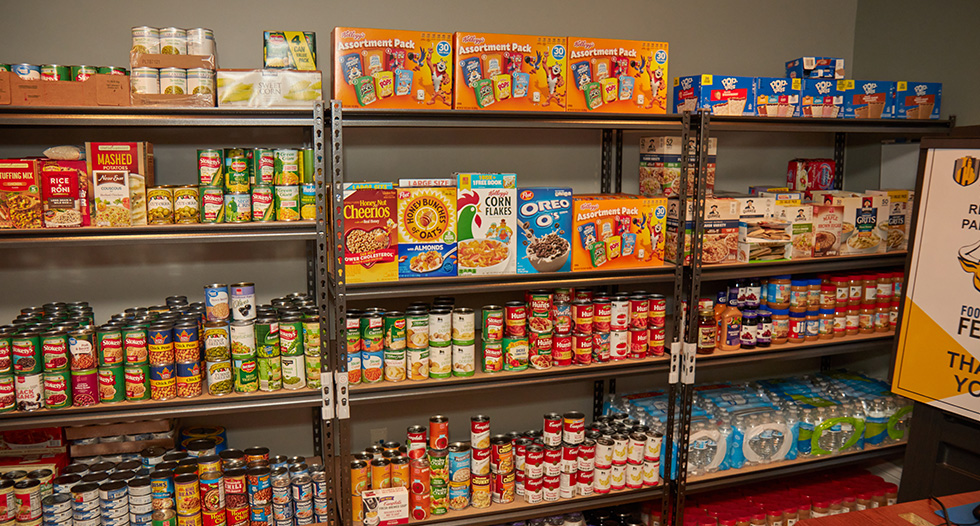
[754,77,801,117]
[361,487,408,526]
[785,57,845,79]
[894,81,942,119]
[572,194,666,271]
[397,183,457,278]
[801,79,842,118]
[0,158,42,229]
[673,75,755,116]
[811,204,844,257]
[838,80,895,119]
[41,159,87,228]
[566,37,669,114]
[817,194,890,255]
[343,183,397,284]
[638,136,716,197]
[456,173,517,275]
[517,187,573,274]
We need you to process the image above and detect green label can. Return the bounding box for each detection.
[43,370,71,408]
[273,149,300,185]
[224,149,250,193]
[40,65,71,81]
[123,324,148,365]
[71,65,97,82]
[302,315,320,357]
[383,313,406,351]
[428,345,451,379]
[274,185,300,221]
[198,149,223,187]
[232,358,258,393]
[359,314,383,353]
[0,327,13,375]
[200,187,224,223]
[280,355,306,390]
[12,331,41,375]
[124,364,150,401]
[278,318,303,357]
[301,148,314,184]
[99,66,128,75]
[0,65,11,72]
[255,318,279,358]
[251,185,274,222]
[430,480,448,516]
[224,193,251,223]
[0,374,14,412]
[98,366,125,403]
[205,360,233,396]
[304,354,321,389]
[40,330,69,371]
[203,321,230,362]
[255,149,275,185]
[502,338,529,372]
[300,183,316,221]
[257,356,282,392]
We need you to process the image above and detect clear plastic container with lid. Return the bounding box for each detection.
[846,305,860,335]
[874,305,890,332]
[889,301,900,330]
[848,276,862,306]
[788,311,806,343]
[892,272,904,298]
[859,304,876,334]
[768,275,792,310]
[834,307,847,337]
[820,284,837,309]
[862,275,878,303]
[876,273,893,303]
[789,280,809,310]
[805,310,820,341]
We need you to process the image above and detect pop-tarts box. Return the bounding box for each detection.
[566,37,669,113]
[894,81,942,119]
[754,77,801,117]
[397,182,457,279]
[838,80,895,119]
[673,75,755,116]
[517,187,572,274]
[453,33,566,111]
[800,79,842,118]
[786,57,844,79]
[456,173,517,276]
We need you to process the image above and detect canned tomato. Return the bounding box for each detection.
[450,308,475,343]
[481,306,503,341]
[405,426,426,460]
[0,376,14,413]
[70,369,98,406]
[648,294,666,327]
[147,186,174,224]
[551,302,571,334]
[649,326,666,357]
[198,149,223,187]
[147,324,174,366]
[572,332,592,365]
[551,333,572,366]
[527,290,551,317]
[593,299,612,332]
[173,186,199,224]
[504,302,526,338]
[610,330,628,360]
[251,186,274,222]
[224,194,251,223]
[125,364,150,401]
[273,150,300,186]
[629,294,650,329]
[14,373,43,411]
[122,325,148,366]
[571,300,593,334]
[629,328,649,359]
[610,295,629,330]
[42,370,70,408]
[200,188,224,223]
[409,458,429,495]
[274,186,299,221]
[12,330,41,374]
[428,416,449,450]
[502,338,528,371]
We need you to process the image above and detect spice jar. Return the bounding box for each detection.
[805,309,820,341]
[788,311,806,343]
[843,495,857,513]
[875,304,890,332]
[859,304,876,334]
[820,284,837,309]
[819,309,834,339]
[848,276,862,306]
[834,307,847,337]
[771,308,789,345]
[768,275,792,310]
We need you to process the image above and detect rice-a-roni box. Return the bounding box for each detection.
[754,77,801,118]
[673,75,755,116]
[839,80,895,119]
[397,182,457,278]
[566,37,669,113]
[517,187,572,274]
[801,79,843,118]
[453,33,566,111]
[343,183,397,284]
[894,81,942,119]
[333,27,453,109]
[571,194,666,271]
[456,173,516,275]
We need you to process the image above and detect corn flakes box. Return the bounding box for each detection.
[343,183,397,284]
[894,82,941,120]
[0,159,42,229]
[397,183,457,278]
[839,80,895,119]
[571,194,666,271]
[754,77,801,117]
[566,38,669,114]
[333,27,453,109]
[453,33,566,111]
[786,57,845,80]
[673,75,755,116]
[801,79,843,118]
[456,173,516,275]
[638,136,716,197]
[517,187,572,274]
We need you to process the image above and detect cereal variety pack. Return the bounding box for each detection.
[516,187,572,274]
[343,183,398,284]
[571,194,667,271]
[456,173,517,275]
[565,37,669,113]
[397,181,458,279]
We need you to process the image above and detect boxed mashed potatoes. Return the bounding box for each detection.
[517,187,572,274]
[572,194,666,271]
[456,173,517,275]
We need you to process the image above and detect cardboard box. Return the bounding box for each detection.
[638,136,716,197]
[839,80,895,119]
[666,197,738,265]
[456,173,517,275]
[517,187,572,274]
[755,77,801,117]
[738,217,791,262]
[0,159,42,229]
[801,79,842,118]
[786,159,836,193]
[41,160,87,228]
[217,69,321,108]
[818,194,890,255]
[453,33,566,111]
[333,27,453,110]
[812,204,844,257]
[0,428,64,455]
[674,75,755,116]
[86,142,154,226]
[773,201,813,259]
[786,57,844,79]
[0,71,130,107]
[362,487,409,526]
[130,53,215,70]
[343,183,398,284]
[571,194,666,271]
[867,189,909,251]
[397,183,457,278]
[894,81,942,119]
[264,31,317,70]
[566,37,669,113]
[732,196,774,219]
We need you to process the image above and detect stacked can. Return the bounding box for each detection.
[255,315,281,392]
[446,443,470,511]
[311,466,329,524]
[150,468,175,513]
[97,323,127,405]
[427,416,449,516]
[354,310,383,384]
[128,478,152,525]
[273,149,301,222]
[278,311,305,390]
[480,305,505,373]
[427,308,452,381]
[287,463,313,526]
[451,308,475,378]
[39,326,71,411]
[41,492,70,526]
[270,467,291,526]
[13,323,46,411]
[122,320,151,403]
[380,311,406,383]
[246,466,271,526]
[469,415,491,509]
[403,306,427,381]
[488,434,515,505]
[223,149,253,223]
[301,310,321,390]
[557,411,584,499]
[198,149,225,223]
[344,315,362,386]
[541,413,563,502]
[299,149,316,221]
[223,468,247,526]
[71,483,99,526]
[100,481,129,526]
[526,290,555,370]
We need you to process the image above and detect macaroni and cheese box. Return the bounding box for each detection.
[517,187,572,274]
[811,204,844,258]
[85,142,154,226]
[894,81,942,119]
[572,194,666,271]
[638,136,716,197]
[0,159,42,229]
[665,197,738,265]
[801,79,842,118]
[456,173,517,275]
[774,203,813,259]
[453,33,566,111]
[754,77,801,117]
[397,183,457,278]
[343,183,397,284]
[673,75,755,116]
[867,189,909,252]
[817,194,889,255]
[566,37,669,114]
[839,80,895,119]
[786,57,845,79]
[41,160,87,228]
[333,27,453,109]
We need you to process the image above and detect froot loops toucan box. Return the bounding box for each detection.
[565,37,669,114]
[453,33,567,111]
[332,27,454,109]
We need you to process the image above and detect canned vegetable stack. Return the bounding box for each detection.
[130,26,216,99]
[4,63,128,82]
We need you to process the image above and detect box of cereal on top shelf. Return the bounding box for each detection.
[343,183,397,284]
[571,194,667,271]
[566,37,669,114]
[456,173,516,275]
[397,180,457,278]
[517,187,573,274]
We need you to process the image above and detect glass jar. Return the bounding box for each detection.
[834,307,847,337]
[746,279,762,310]
[848,275,862,306]
[771,308,790,345]
[788,311,806,344]
[805,310,820,341]
[790,280,809,310]
[875,304,890,332]
[846,305,860,335]
[829,498,844,515]
[855,493,872,511]
[859,304,876,334]
[757,311,772,348]
[741,311,758,350]
[810,501,830,519]
[820,284,837,309]
[819,309,834,339]
[697,304,717,355]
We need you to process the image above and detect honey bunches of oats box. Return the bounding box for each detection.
[516,188,572,274]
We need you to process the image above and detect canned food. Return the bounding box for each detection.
[233,357,259,393]
[131,67,160,95]
[200,188,224,223]
[447,444,470,485]
[230,283,256,322]
[160,27,187,55]
[186,28,215,56]
[552,302,571,334]
[12,330,41,374]
[481,341,502,373]
[197,150,223,187]
[405,312,428,350]
[71,65,97,82]
[470,415,490,450]
[159,68,186,95]
[149,364,176,401]
[301,183,316,220]
[369,459,390,490]
[173,186,199,224]
[502,338,528,371]
[40,330,69,371]
[629,328,649,359]
[186,68,214,96]
[202,322,230,362]
[629,294,650,329]
[12,64,40,81]
[273,150,300,186]
[147,186,174,224]
[122,325,148,366]
[489,435,513,474]
[204,285,231,322]
[428,346,451,379]
[132,26,161,54]
[251,186,274,222]
[481,306,504,341]
[40,64,71,81]
[450,308,475,343]
[274,186,300,221]
[42,370,70,408]
[504,302,526,338]
[224,194,251,223]
[571,300,594,334]
[206,360,233,396]
[15,373,43,412]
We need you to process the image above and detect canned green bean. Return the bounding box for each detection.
[0,374,14,412]
[198,149,223,187]
[125,364,150,401]
[301,148,314,184]
[43,370,71,408]
[278,316,303,357]
[257,356,282,391]
[254,149,275,186]
[40,65,71,81]
[224,149,250,193]
[280,355,306,390]
[251,185,274,222]
[255,317,279,358]
[274,185,300,221]
[98,366,125,403]
[273,149,300,185]
[232,358,258,393]
[304,354,320,389]
[205,360,233,396]
[383,312,406,351]
[12,330,41,375]
[200,187,224,223]
[302,314,320,356]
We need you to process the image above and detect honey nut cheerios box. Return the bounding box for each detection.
[456,173,516,275]
[517,187,572,274]
[571,194,667,272]
[566,37,669,114]
[333,27,453,109]
[453,32,566,111]
[397,180,457,279]
[343,183,397,284]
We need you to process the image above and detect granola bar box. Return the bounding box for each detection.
[894,81,942,119]
[566,37,669,114]
[839,80,895,119]
[517,187,572,274]
[397,182,457,279]
[343,182,397,284]
[456,173,516,276]
[0,158,42,229]
[673,75,754,116]
[571,194,666,272]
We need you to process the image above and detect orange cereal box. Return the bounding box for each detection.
[566,38,669,114]
[453,33,566,111]
[571,194,667,271]
[333,27,453,109]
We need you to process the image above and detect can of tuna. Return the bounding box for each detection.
[131,67,160,95]
[99,481,128,503]
[186,68,213,96]
[151,509,177,526]
[53,475,81,496]
[224,193,251,223]
[132,26,161,54]
[200,188,224,223]
[12,330,42,374]
[256,356,281,391]
[273,150,300,185]
[42,493,71,515]
[70,369,98,406]
[202,322,230,362]
[15,373,43,412]
[274,186,299,221]
[159,27,187,55]
[251,186,274,222]
[279,355,305,390]
[12,64,40,81]
[42,370,70,409]
[198,150,223,188]
[129,478,151,498]
[159,68,186,95]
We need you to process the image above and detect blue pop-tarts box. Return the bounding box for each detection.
[894,81,942,119]
[517,187,573,274]
[673,75,755,115]
[786,57,844,79]
[801,79,843,118]
[754,77,801,117]
[838,80,895,119]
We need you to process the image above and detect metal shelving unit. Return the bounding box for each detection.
[0,221,317,247]
[699,253,909,281]
[0,106,315,127]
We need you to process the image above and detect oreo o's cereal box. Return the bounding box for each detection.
[786,57,844,79]
[453,33,566,111]
[566,37,669,114]
[517,188,572,274]
[894,81,942,119]
[456,173,517,276]
[801,79,842,118]
[839,80,895,119]
[754,77,801,118]
[673,75,755,116]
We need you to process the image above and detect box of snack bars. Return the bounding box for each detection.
[333,27,453,109]
[85,142,154,226]
[894,81,942,119]
[0,159,42,229]
[343,183,397,284]
[801,79,842,118]
[811,204,844,257]
[41,160,87,228]
[572,194,666,271]
[738,218,791,263]
[839,80,895,119]
[517,187,572,274]
[638,136,716,197]
[453,33,566,111]
[786,57,844,79]
[566,37,669,114]
[456,173,517,275]
[866,189,909,252]
[816,193,889,255]
[754,77,801,117]
[397,181,457,278]
[673,75,755,116]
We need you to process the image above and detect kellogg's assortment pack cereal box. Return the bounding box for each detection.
[343,183,398,284]
[786,57,845,79]
[673,75,755,116]
[801,79,842,118]
[571,194,666,271]
[333,27,453,109]
[0,159,42,229]
[566,38,669,114]
[453,33,566,111]
[397,181,457,279]
[456,173,517,275]
[638,136,716,197]
[755,77,802,118]
[517,187,572,274]
[839,80,895,119]
[894,81,942,119]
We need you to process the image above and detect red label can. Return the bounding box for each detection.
[482,306,504,342]
[577,439,596,472]
[553,289,573,304]
[409,492,430,521]
[562,411,585,445]
[592,332,610,363]
[611,296,629,330]
[429,416,449,450]
[649,294,667,328]
[610,331,628,360]
[571,300,593,334]
[471,447,491,476]
[513,438,532,472]
[489,436,513,474]
[525,445,544,467]
[648,326,666,357]
[407,425,427,459]
[491,470,515,504]
[561,444,579,473]
[574,290,593,302]
[629,295,649,329]
[471,415,490,450]
[542,413,562,447]
[576,469,595,488]
[551,302,571,334]
[593,299,612,332]
[629,328,648,359]
[504,302,526,338]
[409,458,430,495]
[572,333,592,365]
[524,476,542,493]
[552,334,572,367]
[543,474,560,490]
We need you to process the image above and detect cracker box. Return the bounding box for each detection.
[638,136,716,197]
[0,159,42,229]
[754,77,801,117]
[453,33,566,111]
[673,75,755,116]
[263,31,317,70]
[801,79,842,118]
[894,81,942,119]
[666,197,738,265]
[85,142,154,226]
[41,160,87,228]
[738,218,791,262]
[456,173,517,275]
[517,187,572,274]
[397,183,457,278]
[566,38,669,113]
[343,183,398,284]
[773,201,813,259]
[333,27,453,109]
[866,189,909,251]
[839,80,895,119]
[818,194,889,255]
[361,487,409,526]
[786,57,845,79]
[811,204,844,257]
[572,195,666,271]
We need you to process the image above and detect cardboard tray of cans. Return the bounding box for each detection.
[130,52,215,71]
[0,71,130,107]
[65,419,174,458]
